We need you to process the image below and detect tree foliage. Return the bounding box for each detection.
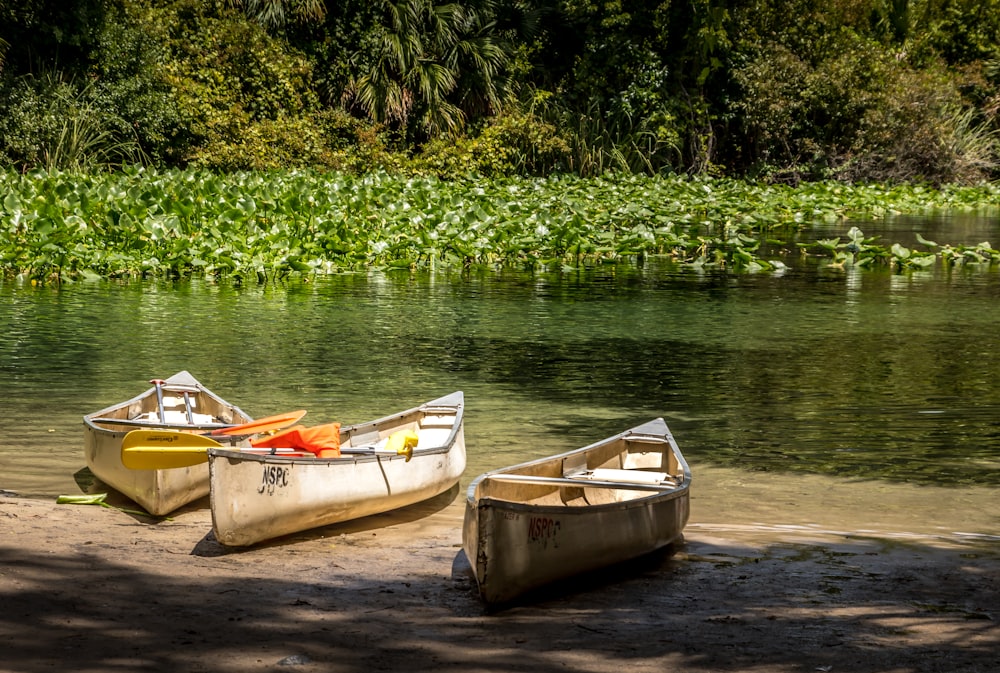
[728,0,1000,184]
[343,0,510,139]
[0,0,998,183]
[228,0,326,28]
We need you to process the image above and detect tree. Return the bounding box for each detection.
[227,0,326,29]
[0,0,109,77]
[346,0,509,139]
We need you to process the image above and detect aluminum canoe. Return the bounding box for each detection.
[208,391,466,547]
[462,417,691,607]
[82,371,252,516]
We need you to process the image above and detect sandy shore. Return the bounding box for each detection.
[2,490,997,673]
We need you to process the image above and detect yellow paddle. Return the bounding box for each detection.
[122,430,230,469]
[121,428,419,470]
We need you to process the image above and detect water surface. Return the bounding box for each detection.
[2,214,998,538]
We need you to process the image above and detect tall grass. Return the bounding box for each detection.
[0,71,147,174]
[41,78,148,172]
[944,107,1000,183]
[558,101,682,177]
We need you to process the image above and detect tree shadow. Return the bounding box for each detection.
[2,529,996,673]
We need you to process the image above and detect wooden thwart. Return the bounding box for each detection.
[91,417,231,429]
[484,472,676,491]
[590,467,668,484]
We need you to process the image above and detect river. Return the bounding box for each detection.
[2,213,998,541]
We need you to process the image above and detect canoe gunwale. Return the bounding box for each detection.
[207,391,465,467]
[478,472,681,493]
[208,442,455,465]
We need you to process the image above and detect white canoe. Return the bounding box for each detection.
[83,371,252,516]
[463,418,691,607]
[208,391,466,547]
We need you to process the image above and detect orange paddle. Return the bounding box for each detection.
[211,410,307,437]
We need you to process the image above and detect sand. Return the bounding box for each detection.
[1,488,997,673]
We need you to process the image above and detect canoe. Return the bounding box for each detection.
[208,391,466,547]
[83,371,252,516]
[462,417,691,607]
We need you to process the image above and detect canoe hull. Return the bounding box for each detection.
[463,418,691,606]
[82,371,251,516]
[209,391,466,547]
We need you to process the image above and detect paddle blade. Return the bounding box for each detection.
[121,430,221,470]
[211,410,307,437]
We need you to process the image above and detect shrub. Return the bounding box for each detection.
[415,111,571,178]
[0,71,145,172]
[310,107,404,174]
[732,31,1000,184]
[155,0,322,169]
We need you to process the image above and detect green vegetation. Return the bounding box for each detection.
[56,492,161,518]
[2,168,997,283]
[1,0,999,182]
[2,2,999,282]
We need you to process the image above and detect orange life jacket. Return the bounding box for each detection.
[251,422,342,458]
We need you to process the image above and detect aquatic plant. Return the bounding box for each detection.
[1,167,998,282]
[810,226,1000,270]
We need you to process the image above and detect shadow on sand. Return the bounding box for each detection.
[2,516,997,673]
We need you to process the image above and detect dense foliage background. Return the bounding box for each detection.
[2,0,999,184]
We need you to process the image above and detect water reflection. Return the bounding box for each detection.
[2,229,1000,503]
[809,212,1000,248]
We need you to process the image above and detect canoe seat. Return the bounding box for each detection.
[161,384,200,394]
[585,468,669,484]
[420,413,456,428]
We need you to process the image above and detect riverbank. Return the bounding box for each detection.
[2,489,997,673]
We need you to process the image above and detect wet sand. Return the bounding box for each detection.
[2,472,998,673]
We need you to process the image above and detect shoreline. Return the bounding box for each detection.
[2,493,998,673]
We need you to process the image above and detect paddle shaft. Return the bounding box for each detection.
[122,429,410,470]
